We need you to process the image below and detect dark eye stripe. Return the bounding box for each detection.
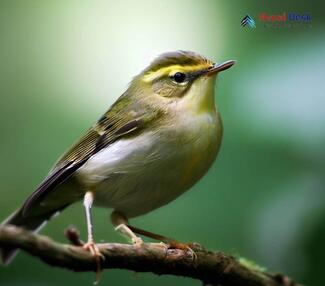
[169,65,214,83]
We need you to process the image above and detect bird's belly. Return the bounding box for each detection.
[76,113,221,217]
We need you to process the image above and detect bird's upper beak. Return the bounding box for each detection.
[206,60,236,76]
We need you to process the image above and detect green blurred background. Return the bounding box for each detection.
[0,0,324,285]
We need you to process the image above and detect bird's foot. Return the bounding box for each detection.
[131,235,143,246]
[167,240,198,260]
[83,240,105,259]
[115,223,143,246]
[83,240,105,284]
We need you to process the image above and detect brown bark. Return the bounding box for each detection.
[0,225,301,286]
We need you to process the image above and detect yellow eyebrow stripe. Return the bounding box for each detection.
[143,64,211,82]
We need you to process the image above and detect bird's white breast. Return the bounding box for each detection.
[76,110,221,217]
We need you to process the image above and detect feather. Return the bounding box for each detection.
[21,92,162,216]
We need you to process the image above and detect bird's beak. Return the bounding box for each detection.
[206,60,236,76]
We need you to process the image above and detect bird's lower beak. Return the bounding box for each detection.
[206,60,236,76]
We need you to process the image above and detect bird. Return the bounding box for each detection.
[0,50,235,265]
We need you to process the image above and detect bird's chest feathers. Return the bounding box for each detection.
[76,110,220,216]
[171,111,220,187]
[77,111,220,190]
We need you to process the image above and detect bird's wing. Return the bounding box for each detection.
[22,95,162,216]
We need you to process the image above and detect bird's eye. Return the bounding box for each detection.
[172,72,186,83]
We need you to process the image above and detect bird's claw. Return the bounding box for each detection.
[83,241,105,261]
[132,236,143,246]
[167,240,198,260]
[83,241,105,284]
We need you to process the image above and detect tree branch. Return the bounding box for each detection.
[0,225,301,286]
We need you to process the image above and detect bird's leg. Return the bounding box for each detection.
[111,211,143,245]
[83,192,101,255]
[125,224,197,259]
[83,191,104,282]
[111,211,196,258]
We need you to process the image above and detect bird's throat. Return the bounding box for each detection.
[184,76,217,114]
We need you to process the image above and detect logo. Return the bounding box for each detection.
[241,15,256,28]
[241,12,312,30]
[259,12,311,22]
[259,12,312,29]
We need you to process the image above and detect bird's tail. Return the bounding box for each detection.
[0,208,58,265]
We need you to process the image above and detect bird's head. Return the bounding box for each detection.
[132,51,235,113]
